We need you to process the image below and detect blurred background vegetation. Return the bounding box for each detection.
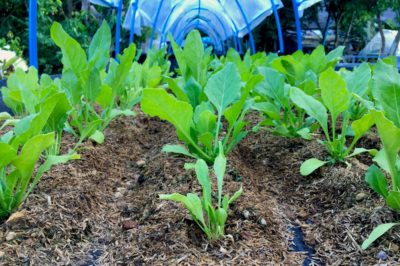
[0,0,399,74]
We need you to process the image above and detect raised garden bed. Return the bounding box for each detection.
[0,113,398,265]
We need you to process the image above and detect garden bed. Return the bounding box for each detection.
[0,113,399,265]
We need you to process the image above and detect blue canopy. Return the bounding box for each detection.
[123,0,284,54]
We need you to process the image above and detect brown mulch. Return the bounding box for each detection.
[0,113,399,265]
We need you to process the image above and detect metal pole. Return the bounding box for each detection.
[292,0,303,50]
[271,0,284,53]
[29,0,38,68]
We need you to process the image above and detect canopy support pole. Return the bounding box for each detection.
[149,0,165,49]
[292,0,303,50]
[235,0,256,54]
[129,0,139,44]
[271,0,284,53]
[29,0,38,68]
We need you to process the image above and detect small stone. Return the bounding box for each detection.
[243,210,250,219]
[122,220,136,230]
[355,192,368,201]
[260,218,267,226]
[376,250,388,261]
[6,232,17,241]
[0,251,5,258]
[391,243,399,252]
[136,160,146,167]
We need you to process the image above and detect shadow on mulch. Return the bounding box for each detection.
[0,113,399,265]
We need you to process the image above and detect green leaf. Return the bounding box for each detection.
[141,88,193,144]
[387,191,400,211]
[183,30,205,82]
[290,87,328,133]
[214,143,226,207]
[300,158,327,176]
[89,130,104,144]
[162,144,197,159]
[195,159,212,207]
[348,148,376,158]
[50,22,87,74]
[88,20,111,70]
[0,143,17,169]
[96,84,113,109]
[372,60,400,127]
[365,165,389,198]
[362,223,399,250]
[320,68,350,121]
[371,110,400,190]
[351,112,374,141]
[228,186,243,205]
[344,63,371,96]
[205,62,241,115]
[326,46,344,62]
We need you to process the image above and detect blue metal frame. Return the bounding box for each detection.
[235,0,256,54]
[160,5,231,50]
[29,0,38,68]
[129,0,139,44]
[149,0,165,49]
[292,0,303,50]
[169,8,230,48]
[270,0,284,53]
[177,23,223,53]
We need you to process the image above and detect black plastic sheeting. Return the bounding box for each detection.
[290,223,323,266]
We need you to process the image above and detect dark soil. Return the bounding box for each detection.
[0,113,399,265]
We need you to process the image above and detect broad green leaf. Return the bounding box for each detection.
[141,88,193,143]
[290,87,328,133]
[183,30,205,82]
[162,144,197,159]
[88,20,111,70]
[387,191,400,211]
[362,223,399,250]
[255,67,286,104]
[165,77,189,102]
[195,110,216,135]
[373,149,391,173]
[308,45,327,74]
[371,110,400,189]
[351,112,374,141]
[365,164,389,198]
[216,207,228,227]
[205,62,241,115]
[0,143,17,169]
[96,84,113,109]
[320,68,350,121]
[326,46,345,62]
[344,63,371,96]
[300,158,327,176]
[372,60,400,127]
[169,33,187,76]
[50,22,87,74]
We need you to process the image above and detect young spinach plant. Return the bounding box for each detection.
[160,144,242,240]
[362,61,400,249]
[290,68,376,175]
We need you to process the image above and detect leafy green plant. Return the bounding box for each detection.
[141,62,262,163]
[290,68,376,175]
[51,21,137,146]
[362,61,400,249]
[160,144,242,240]
[2,67,71,155]
[0,107,79,218]
[252,67,317,139]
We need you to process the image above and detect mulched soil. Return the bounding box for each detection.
[0,113,399,265]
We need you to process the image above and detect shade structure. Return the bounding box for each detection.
[123,0,284,54]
